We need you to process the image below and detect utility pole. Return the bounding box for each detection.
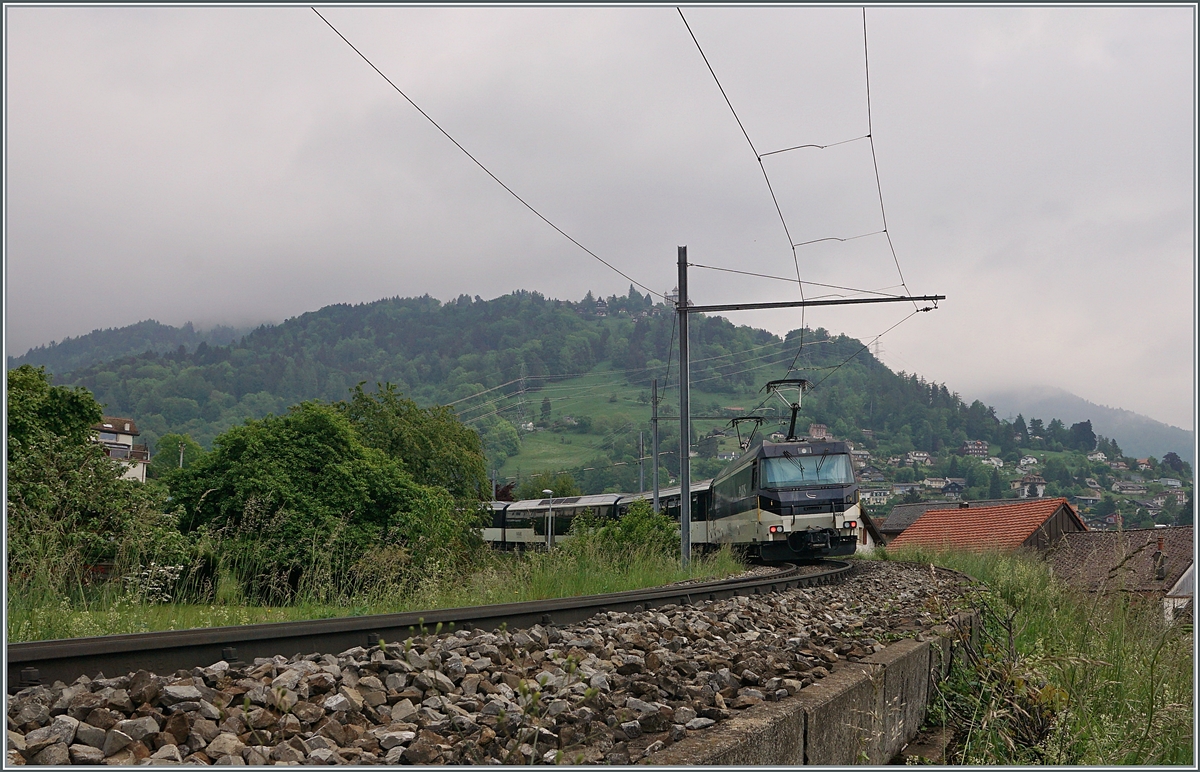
[639,431,645,492]
[678,246,692,568]
[672,245,944,571]
[178,441,185,469]
[651,378,660,512]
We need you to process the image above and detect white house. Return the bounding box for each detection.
[1160,478,1183,488]
[1011,474,1047,498]
[982,457,1004,468]
[1087,451,1108,462]
[91,417,150,483]
[1020,455,1039,466]
[863,488,892,507]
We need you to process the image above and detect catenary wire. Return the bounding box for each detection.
[687,262,904,298]
[676,7,810,370]
[861,8,916,311]
[312,7,666,302]
[759,134,870,158]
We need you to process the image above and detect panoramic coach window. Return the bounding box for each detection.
[762,453,855,488]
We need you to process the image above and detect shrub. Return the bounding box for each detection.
[169,401,469,603]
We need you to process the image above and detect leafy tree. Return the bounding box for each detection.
[1012,414,1028,445]
[148,432,206,479]
[1095,496,1117,518]
[6,366,180,593]
[516,472,581,500]
[337,382,489,503]
[989,468,1003,499]
[476,415,521,467]
[1068,420,1097,452]
[1028,418,1045,438]
[170,402,467,602]
[6,365,103,457]
[1177,492,1193,526]
[540,396,552,422]
[900,488,923,504]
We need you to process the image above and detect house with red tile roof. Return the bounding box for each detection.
[1046,527,1193,620]
[888,497,1086,553]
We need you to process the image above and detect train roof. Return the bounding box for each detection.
[619,480,710,504]
[503,493,623,511]
[759,439,852,457]
[616,480,712,504]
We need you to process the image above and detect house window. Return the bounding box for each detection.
[99,432,119,442]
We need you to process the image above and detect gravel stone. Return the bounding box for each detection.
[6,562,966,765]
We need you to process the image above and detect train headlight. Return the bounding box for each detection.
[843,520,858,530]
[768,525,784,534]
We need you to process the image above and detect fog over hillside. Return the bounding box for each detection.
[982,385,1194,465]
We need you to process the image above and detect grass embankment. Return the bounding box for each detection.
[866,546,1193,765]
[7,540,742,644]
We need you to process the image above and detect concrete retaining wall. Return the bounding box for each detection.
[646,610,976,765]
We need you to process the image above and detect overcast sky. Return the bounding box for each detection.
[4,5,1195,430]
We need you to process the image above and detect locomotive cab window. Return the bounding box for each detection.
[762,453,854,488]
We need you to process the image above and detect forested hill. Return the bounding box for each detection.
[20,289,1144,475]
[40,289,798,450]
[8,320,254,375]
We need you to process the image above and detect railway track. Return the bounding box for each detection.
[8,560,852,691]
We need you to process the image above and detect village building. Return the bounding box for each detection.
[863,488,892,507]
[888,498,1086,553]
[941,479,966,499]
[859,466,886,483]
[855,512,886,552]
[1045,527,1193,621]
[1019,455,1039,466]
[1087,451,1108,462]
[1160,477,1183,488]
[960,440,989,457]
[1011,474,1047,499]
[1072,491,1103,508]
[876,498,1018,545]
[1112,481,1148,495]
[91,417,150,483]
[982,456,1004,468]
[905,450,932,466]
[806,423,830,440]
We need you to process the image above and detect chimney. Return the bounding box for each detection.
[124,422,131,432]
[959,502,969,509]
[1152,535,1167,581]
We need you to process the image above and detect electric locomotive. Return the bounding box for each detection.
[482,379,860,560]
[706,379,860,560]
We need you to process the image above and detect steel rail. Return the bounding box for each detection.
[7,561,852,689]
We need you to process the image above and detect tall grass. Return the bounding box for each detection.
[871,546,1194,765]
[6,535,742,644]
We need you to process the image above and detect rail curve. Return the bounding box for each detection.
[8,560,852,690]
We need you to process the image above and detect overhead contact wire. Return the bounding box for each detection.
[676,7,809,376]
[312,7,666,302]
[861,8,916,312]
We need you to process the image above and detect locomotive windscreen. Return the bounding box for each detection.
[761,452,855,488]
